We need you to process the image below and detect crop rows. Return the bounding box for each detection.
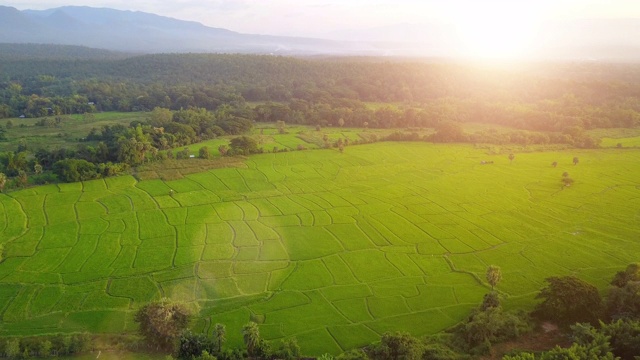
[0,143,639,353]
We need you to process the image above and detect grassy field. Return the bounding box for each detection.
[0,141,639,355]
[0,112,146,151]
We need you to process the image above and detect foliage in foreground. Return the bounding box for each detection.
[532,276,604,327]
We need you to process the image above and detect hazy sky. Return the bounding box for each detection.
[5,0,640,37]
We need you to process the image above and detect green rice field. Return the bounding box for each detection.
[1,142,639,355]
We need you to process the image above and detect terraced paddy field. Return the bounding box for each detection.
[1,142,639,355]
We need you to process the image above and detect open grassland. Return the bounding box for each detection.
[0,112,146,151]
[0,143,639,355]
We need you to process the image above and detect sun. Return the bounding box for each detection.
[452,3,540,59]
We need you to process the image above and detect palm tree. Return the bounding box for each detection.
[213,323,226,353]
[242,322,260,357]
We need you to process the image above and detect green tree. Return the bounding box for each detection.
[367,332,424,360]
[230,136,259,155]
[148,107,173,127]
[134,299,191,353]
[573,156,580,165]
[562,177,575,187]
[16,170,27,188]
[39,340,52,357]
[213,323,226,353]
[486,265,502,290]
[178,330,213,359]
[533,276,603,326]
[53,159,98,182]
[242,322,261,358]
[199,146,211,159]
[274,337,300,360]
[601,319,640,359]
[611,263,640,287]
[0,172,7,192]
[453,305,530,354]
[508,153,515,164]
[5,338,21,359]
[276,120,286,134]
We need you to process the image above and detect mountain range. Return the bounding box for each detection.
[1,5,640,60]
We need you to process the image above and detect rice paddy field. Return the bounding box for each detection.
[1,142,639,355]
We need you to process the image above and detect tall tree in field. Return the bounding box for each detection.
[508,153,515,164]
[0,172,6,192]
[573,156,579,165]
[213,323,226,353]
[134,299,191,352]
[242,322,261,358]
[486,265,502,290]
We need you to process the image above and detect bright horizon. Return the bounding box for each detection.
[5,0,640,59]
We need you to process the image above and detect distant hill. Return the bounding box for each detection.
[0,43,132,61]
[1,5,640,60]
[0,5,373,55]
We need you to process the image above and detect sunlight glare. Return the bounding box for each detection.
[452,3,541,59]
